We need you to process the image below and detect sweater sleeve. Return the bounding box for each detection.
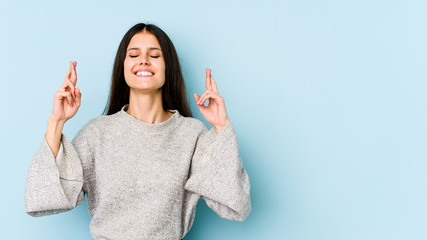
[184,120,251,221]
[24,126,91,217]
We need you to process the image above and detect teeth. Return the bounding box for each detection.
[136,71,153,76]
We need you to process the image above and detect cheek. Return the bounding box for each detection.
[123,59,134,83]
[124,58,137,73]
[124,58,132,71]
[155,60,166,74]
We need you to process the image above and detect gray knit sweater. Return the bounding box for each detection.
[25,104,251,240]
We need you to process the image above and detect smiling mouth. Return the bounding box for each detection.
[136,72,153,76]
[134,70,154,77]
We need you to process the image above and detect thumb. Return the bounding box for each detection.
[194,93,206,109]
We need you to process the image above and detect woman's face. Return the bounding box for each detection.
[124,31,166,93]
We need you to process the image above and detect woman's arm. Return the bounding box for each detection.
[45,116,66,158]
[47,60,82,158]
[185,68,251,220]
[25,61,85,217]
[184,121,251,221]
[25,132,87,217]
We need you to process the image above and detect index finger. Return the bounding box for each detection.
[70,61,77,84]
[64,62,72,82]
[205,68,212,91]
[210,70,218,93]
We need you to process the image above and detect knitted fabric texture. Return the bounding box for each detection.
[25,104,251,240]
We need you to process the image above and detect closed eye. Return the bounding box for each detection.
[129,55,160,58]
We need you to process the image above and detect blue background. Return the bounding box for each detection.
[1,0,426,239]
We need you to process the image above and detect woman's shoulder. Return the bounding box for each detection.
[82,114,111,129]
[73,114,114,139]
[179,115,208,133]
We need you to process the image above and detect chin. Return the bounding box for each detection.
[130,84,163,93]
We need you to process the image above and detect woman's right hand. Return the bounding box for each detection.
[50,61,82,122]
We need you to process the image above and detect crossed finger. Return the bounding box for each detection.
[62,61,77,96]
[205,68,219,94]
[59,79,75,98]
[64,63,72,82]
[70,61,77,84]
[210,69,218,94]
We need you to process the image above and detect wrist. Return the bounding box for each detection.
[48,115,66,132]
[49,114,67,125]
[214,119,230,133]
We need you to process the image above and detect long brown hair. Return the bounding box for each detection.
[102,23,192,117]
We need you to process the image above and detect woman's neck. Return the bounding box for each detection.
[126,88,172,124]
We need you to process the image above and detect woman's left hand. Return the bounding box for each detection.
[195,68,230,133]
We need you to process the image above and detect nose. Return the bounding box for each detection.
[139,56,150,65]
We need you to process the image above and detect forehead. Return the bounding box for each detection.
[127,31,161,50]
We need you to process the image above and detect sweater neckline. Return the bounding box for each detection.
[117,104,181,132]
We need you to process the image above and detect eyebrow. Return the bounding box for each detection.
[127,47,161,52]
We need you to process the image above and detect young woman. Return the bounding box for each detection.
[25,23,251,240]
